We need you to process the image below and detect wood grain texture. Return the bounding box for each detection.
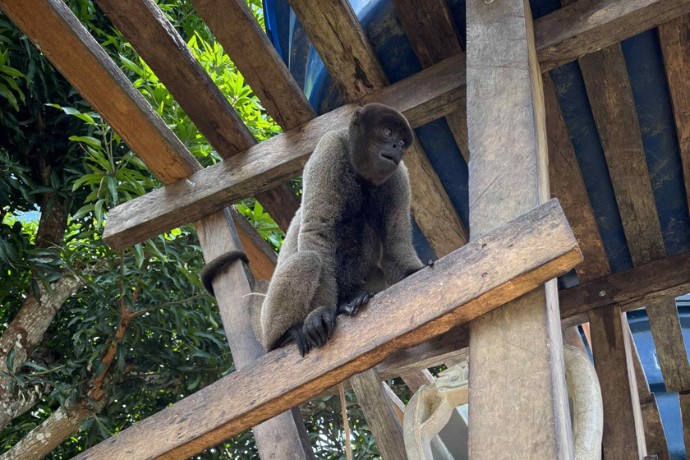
[466,0,572,458]
[578,43,666,267]
[350,369,407,459]
[679,392,690,459]
[588,305,646,459]
[191,0,315,130]
[646,297,690,392]
[544,74,610,282]
[103,55,469,249]
[288,0,466,256]
[0,0,198,183]
[196,210,311,458]
[399,369,434,393]
[76,199,582,460]
[630,331,670,460]
[391,0,469,159]
[659,14,690,213]
[536,0,690,72]
[287,0,388,100]
[559,250,690,325]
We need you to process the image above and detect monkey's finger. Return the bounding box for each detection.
[294,329,309,357]
[427,259,435,267]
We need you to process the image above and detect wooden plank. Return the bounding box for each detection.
[288,0,466,256]
[350,370,406,459]
[391,0,469,158]
[659,14,690,212]
[559,250,690,325]
[399,370,434,393]
[536,0,690,72]
[196,211,312,458]
[630,330,670,460]
[466,1,572,458]
[588,305,646,459]
[76,199,582,460]
[0,0,198,183]
[647,297,690,392]
[544,74,610,282]
[191,0,314,130]
[103,54,468,249]
[382,384,406,424]
[578,43,666,267]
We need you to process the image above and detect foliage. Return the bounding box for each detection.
[0,1,382,458]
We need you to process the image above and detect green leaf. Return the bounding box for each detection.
[69,135,102,149]
[5,347,15,373]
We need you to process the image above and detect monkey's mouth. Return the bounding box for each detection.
[379,152,398,165]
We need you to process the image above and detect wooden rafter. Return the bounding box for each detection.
[76,200,581,460]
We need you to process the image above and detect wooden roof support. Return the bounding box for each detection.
[544,74,610,282]
[647,297,690,392]
[465,0,572,457]
[680,393,690,460]
[391,0,469,160]
[76,199,582,460]
[588,306,647,459]
[659,14,690,218]
[536,0,690,72]
[288,0,467,257]
[0,0,278,280]
[94,0,300,231]
[102,54,467,249]
[578,43,666,267]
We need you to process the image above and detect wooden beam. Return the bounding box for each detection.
[350,370,406,459]
[195,211,312,458]
[0,0,278,279]
[102,55,468,249]
[647,297,690,392]
[630,332,670,460]
[391,0,469,159]
[466,0,572,457]
[288,0,467,256]
[191,0,315,130]
[536,0,690,72]
[559,250,690,325]
[544,74,610,282]
[75,199,582,460]
[659,14,690,213]
[679,393,690,459]
[578,43,666,267]
[588,306,646,459]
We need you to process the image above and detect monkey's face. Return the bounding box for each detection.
[349,103,413,185]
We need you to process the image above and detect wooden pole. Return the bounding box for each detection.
[465,0,573,458]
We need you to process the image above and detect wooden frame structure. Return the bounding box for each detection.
[2,0,690,458]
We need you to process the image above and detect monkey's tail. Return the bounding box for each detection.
[338,383,353,460]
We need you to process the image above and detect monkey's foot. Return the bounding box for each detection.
[272,325,311,357]
[337,292,373,317]
[303,305,338,351]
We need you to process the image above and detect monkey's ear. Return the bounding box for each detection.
[352,107,364,126]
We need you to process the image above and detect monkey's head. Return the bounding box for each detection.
[348,103,413,186]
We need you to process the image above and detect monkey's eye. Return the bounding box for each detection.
[384,128,392,136]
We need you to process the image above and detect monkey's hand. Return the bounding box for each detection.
[302,305,338,352]
[336,292,373,317]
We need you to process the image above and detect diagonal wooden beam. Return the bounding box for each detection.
[646,297,690,393]
[536,0,690,72]
[288,0,467,256]
[659,14,690,215]
[103,55,467,249]
[76,199,582,460]
[0,0,277,279]
[391,0,469,160]
[544,74,610,282]
[578,43,666,267]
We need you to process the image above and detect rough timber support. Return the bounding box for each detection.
[76,200,582,459]
[465,0,573,458]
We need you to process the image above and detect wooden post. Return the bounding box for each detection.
[196,211,314,459]
[465,0,573,458]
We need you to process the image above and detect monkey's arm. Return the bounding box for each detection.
[381,166,426,285]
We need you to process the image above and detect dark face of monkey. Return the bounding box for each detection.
[348,103,413,186]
